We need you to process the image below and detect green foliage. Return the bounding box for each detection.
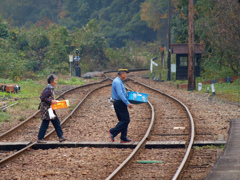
[0,78,44,124]
[195,0,239,75]
[0,112,11,123]
[195,78,239,102]
[0,0,61,27]
[0,76,86,124]
[212,81,240,102]
[65,19,110,72]
[0,47,27,80]
[171,5,189,43]
[98,0,156,47]
[57,77,84,85]
[106,41,161,71]
[16,31,29,50]
[200,59,237,80]
[170,0,239,79]
[140,0,168,44]
[30,33,49,51]
[0,78,44,98]
[0,18,8,38]
[0,0,156,47]
[0,1,238,81]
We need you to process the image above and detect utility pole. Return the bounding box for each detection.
[167,0,171,81]
[160,44,165,67]
[188,0,195,90]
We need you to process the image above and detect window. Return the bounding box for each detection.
[179,56,200,66]
[195,56,201,66]
[179,56,188,66]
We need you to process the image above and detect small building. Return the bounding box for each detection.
[171,43,205,80]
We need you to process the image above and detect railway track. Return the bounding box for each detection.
[0,70,195,179]
[0,78,112,164]
[104,72,195,179]
[0,78,112,141]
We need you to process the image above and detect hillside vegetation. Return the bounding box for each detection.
[0,0,239,81]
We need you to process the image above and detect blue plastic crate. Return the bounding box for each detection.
[127,91,148,104]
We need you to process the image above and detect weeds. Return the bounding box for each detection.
[170,77,239,102]
[0,112,11,123]
[194,145,225,150]
[58,77,84,85]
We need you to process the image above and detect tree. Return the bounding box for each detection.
[63,0,156,47]
[140,0,170,45]
[196,0,239,74]
[0,16,9,38]
[73,19,109,71]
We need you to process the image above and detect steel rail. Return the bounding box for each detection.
[106,100,154,180]
[1,71,194,179]
[127,77,195,180]
[1,101,19,111]
[0,82,112,166]
[104,68,148,74]
[0,78,110,139]
[44,82,112,139]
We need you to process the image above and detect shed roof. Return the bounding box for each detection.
[171,44,205,54]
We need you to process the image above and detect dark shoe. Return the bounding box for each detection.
[109,131,114,142]
[59,137,67,142]
[120,138,132,143]
[37,139,47,143]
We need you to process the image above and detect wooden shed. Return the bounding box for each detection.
[171,44,205,80]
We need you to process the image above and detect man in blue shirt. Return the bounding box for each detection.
[109,69,133,143]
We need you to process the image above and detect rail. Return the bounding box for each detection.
[128,77,195,180]
[0,78,110,139]
[0,81,112,166]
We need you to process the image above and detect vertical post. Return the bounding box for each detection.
[150,59,153,73]
[70,62,72,76]
[167,0,171,81]
[187,0,195,90]
[211,83,216,95]
[74,49,81,77]
[69,55,73,77]
[160,44,165,67]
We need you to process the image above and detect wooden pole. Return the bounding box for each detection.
[167,0,171,81]
[160,44,165,67]
[188,0,195,90]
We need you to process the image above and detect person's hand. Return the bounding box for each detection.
[52,100,58,104]
[128,103,133,109]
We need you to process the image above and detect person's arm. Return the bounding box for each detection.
[40,88,53,104]
[115,81,130,106]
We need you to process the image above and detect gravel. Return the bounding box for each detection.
[0,71,238,179]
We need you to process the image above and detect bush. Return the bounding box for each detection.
[58,77,84,85]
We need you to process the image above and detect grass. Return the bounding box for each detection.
[0,78,45,123]
[171,80,188,85]
[194,145,225,150]
[0,76,87,124]
[170,77,239,102]
[199,78,240,102]
[0,112,11,122]
[0,78,45,98]
[58,77,84,85]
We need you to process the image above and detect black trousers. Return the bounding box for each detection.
[110,100,130,140]
[38,117,63,140]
